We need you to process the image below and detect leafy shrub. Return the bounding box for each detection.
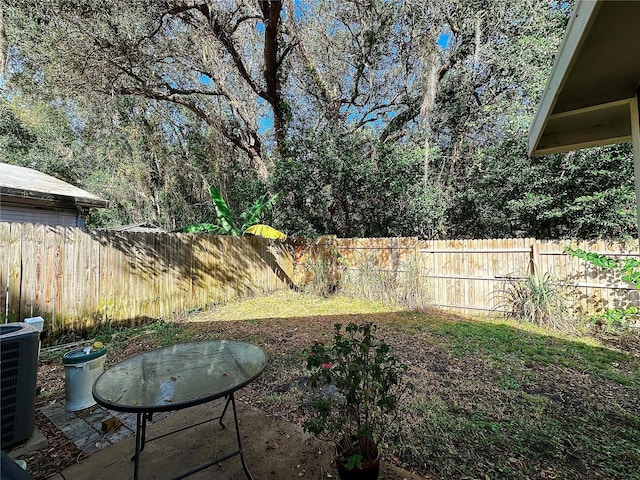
[302,322,409,470]
[590,307,640,332]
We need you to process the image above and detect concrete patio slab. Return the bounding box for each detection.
[56,399,423,480]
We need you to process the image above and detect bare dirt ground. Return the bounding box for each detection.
[16,306,640,480]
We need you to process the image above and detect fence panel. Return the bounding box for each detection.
[415,238,535,313]
[335,237,419,302]
[0,223,293,333]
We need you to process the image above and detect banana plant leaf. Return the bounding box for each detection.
[240,191,282,232]
[210,185,241,235]
[244,224,287,240]
[175,187,285,238]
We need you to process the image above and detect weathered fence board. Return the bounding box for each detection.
[417,238,529,313]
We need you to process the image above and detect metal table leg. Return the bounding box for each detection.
[129,395,253,480]
[218,394,232,429]
[132,412,152,480]
[229,393,253,480]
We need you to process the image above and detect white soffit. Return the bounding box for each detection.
[528,1,640,156]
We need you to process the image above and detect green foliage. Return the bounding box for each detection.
[564,247,619,269]
[271,128,447,238]
[0,96,86,182]
[566,246,640,289]
[75,98,229,230]
[4,1,634,240]
[566,247,640,331]
[494,273,570,331]
[175,186,284,238]
[208,184,240,235]
[302,322,409,469]
[449,141,637,239]
[238,189,283,233]
[178,223,220,234]
[590,307,640,333]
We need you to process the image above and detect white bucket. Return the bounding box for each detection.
[62,348,107,412]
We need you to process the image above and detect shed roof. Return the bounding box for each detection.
[0,163,108,208]
[528,0,640,156]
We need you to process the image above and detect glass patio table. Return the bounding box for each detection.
[92,340,268,480]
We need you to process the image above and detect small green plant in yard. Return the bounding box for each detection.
[148,319,181,344]
[590,306,640,332]
[494,273,571,331]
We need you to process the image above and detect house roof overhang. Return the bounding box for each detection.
[0,163,108,210]
[528,0,640,157]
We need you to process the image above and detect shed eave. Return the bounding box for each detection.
[0,187,109,209]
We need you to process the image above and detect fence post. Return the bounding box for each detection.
[529,240,540,279]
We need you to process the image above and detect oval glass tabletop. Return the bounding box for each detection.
[92,340,268,412]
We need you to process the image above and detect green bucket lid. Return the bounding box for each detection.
[63,347,107,365]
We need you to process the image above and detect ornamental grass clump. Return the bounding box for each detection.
[494,272,571,331]
[303,322,408,473]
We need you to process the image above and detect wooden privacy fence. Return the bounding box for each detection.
[301,237,640,315]
[420,238,640,314]
[2,222,638,334]
[0,222,293,332]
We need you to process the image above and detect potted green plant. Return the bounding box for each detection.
[302,322,408,480]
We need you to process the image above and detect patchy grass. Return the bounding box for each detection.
[190,289,401,322]
[428,318,634,385]
[310,314,634,479]
[168,293,640,480]
[50,291,639,480]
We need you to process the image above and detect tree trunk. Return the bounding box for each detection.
[421,50,440,188]
[261,0,289,159]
